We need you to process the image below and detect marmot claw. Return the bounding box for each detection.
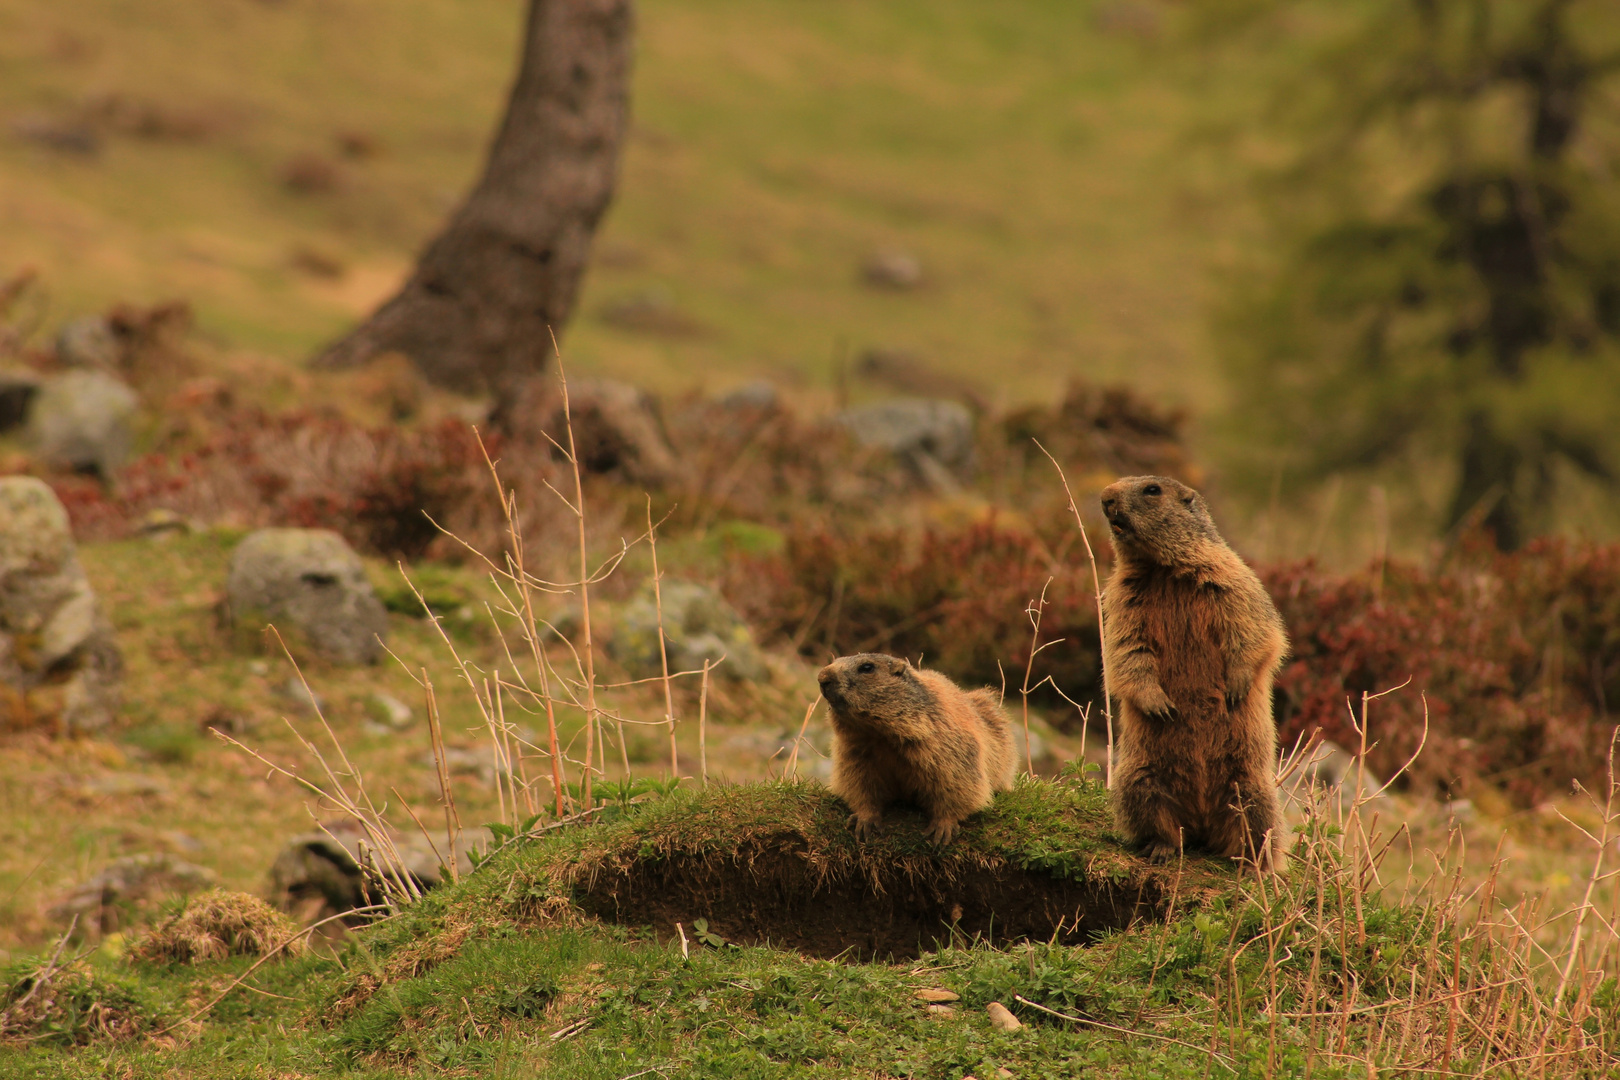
[1141,841,1179,863]
[848,814,882,840]
[923,819,959,845]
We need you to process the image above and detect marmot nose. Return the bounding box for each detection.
[817,665,839,691]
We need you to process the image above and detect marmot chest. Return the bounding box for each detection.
[1130,577,1229,707]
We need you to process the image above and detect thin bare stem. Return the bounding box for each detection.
[549,334,605,804]
[647,495,679,779]
[1020,578,1053,776]
[422,671,461,882]
[1034,439,1112,787]
[699,659,712,787]
[787,699,818,779]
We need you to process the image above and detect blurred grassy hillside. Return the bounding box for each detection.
[0,0,1259,411]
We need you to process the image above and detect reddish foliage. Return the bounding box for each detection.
[745,517,1620,803]
[729,516,1106,706]
[1269,539,1620,803]
[47,411,566,561]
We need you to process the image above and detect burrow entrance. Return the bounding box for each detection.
[574,839,1175,961]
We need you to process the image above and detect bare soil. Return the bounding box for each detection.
[575,811,1172,960]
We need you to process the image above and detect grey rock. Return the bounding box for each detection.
[597,289,707,338]
[0,477,121,732]
[609,580,767,683]
[55,315,121,369]
[727,725,833,779]
[523,377,680,486]
[1286,740,1395,817]
[268,821,493,918]
[421,745,511,787]
[1010,724,1050,769]
[862,249,924,290]
[276,676,325,715]
[28,369,139,476]
[366,691,413,728]
[836,397,975,491]
[48,853,216,933]
[0,367,41,433]
[226,529,387,664]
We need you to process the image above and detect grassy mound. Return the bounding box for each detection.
[556,778,1213,958]
[127,889,304,966]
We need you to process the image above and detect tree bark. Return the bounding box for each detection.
[313,0,633,402]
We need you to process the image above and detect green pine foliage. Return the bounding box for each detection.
[1217,0,1620,548]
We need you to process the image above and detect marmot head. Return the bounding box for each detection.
[1099,475,1222,565]
[818,653,931,730]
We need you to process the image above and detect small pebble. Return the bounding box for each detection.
[367,691,413,728]
[914,988,960,1003]
[278,677,324,715]
[925,1004,957,1018]
[986,1001,1022,1032]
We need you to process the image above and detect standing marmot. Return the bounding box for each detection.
[818,653,1015,844]
[1100,475,1289,872]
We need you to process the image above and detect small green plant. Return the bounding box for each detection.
[123,722,202,765]
[690,919,726,949]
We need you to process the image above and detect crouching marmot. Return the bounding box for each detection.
[818,653,1015,844]
[1100,475,1290,872]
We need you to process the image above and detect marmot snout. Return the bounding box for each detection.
[818,653,1015,845]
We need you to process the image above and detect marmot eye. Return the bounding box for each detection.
[857,662,875,674]
[1143,483,1162,496]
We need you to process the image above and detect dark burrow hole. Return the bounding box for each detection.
[574,839,1170,961]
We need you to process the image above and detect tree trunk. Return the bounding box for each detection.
[313,0,633,403]
[1447,410,1523,550]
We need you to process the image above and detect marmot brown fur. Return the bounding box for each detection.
[1100,475,1290,872]
[818,653,1016,844]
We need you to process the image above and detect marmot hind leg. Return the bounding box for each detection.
[1113,767,1189,863]
[1207,780,1287,873]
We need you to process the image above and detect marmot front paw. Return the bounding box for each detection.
[922,818,960,845]
[1135,688,1179,723]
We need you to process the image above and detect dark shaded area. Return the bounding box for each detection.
[575,815,1170,960]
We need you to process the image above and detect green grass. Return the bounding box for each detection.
[1,779,1535,1079]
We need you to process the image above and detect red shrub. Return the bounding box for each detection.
[1269,540,1620,803]
[729,516,1105,706]
[36,411,568,561]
